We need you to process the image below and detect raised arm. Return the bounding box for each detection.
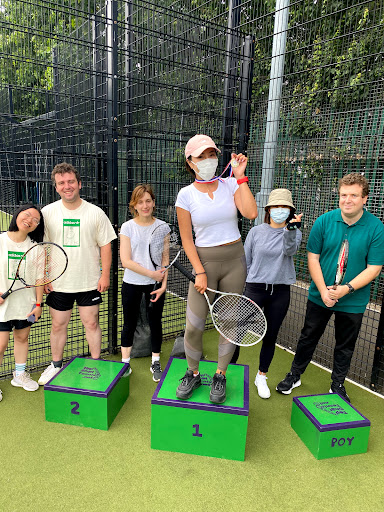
[232,153,258,220]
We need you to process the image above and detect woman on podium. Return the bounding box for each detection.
[175,134,258,404]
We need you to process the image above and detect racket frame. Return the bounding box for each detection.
[333,239,349,289]
[1,242,68,299]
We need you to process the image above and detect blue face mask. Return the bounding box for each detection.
[270,207,290,224]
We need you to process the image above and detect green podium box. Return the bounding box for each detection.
[291,394,370,460]
[151,357,249,461]
[44,357,130,430]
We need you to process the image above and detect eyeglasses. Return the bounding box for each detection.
[23,211,40,226]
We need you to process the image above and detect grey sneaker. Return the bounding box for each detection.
[123,363,132,377]
[38,362,62,385]
[176,370,201,400]
[11,371,39,391]
[276,372,301,394]
[209,373,226,404]
[150,361,162,382]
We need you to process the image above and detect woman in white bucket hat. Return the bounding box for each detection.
[238,188,303,399]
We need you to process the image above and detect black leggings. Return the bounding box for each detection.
[121,282,165,353]
[231,282,290,372]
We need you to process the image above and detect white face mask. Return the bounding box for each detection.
[270,207,290,224]
[194,158,218,181]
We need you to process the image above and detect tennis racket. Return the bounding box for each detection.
[333,239,349,289]
[148,222,182,300]
[1,242,68,299]
[173,260,267,346]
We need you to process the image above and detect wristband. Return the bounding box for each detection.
[35,303,44,307]
[236,176,249,185]
[196,272,206,276]
[286,224,297,231]
[345,283,355,294]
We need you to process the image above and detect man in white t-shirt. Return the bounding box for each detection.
[38,163,117,385]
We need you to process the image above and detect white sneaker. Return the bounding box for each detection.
[11,371,39,391]
[255,372,271,399]
[38,363,62,385]
[0,388,2,401]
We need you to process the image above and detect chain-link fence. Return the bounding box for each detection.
[1,0,383,395]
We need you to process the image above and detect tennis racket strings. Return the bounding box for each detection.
[211,293,267,346]
[19,242,68,286]
[149,223,181,271]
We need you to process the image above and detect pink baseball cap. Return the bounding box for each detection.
[185,134,221,158]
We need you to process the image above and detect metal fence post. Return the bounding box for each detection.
[106,0,119,354]
[256,0,290,225]
[221,0,241,168]
[237,35,255,155]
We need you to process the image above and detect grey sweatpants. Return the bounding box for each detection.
[184,241,247,372]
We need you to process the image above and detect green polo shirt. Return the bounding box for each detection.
[307,208,384,313]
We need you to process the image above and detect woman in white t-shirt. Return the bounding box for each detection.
[119,184,168,382]
[0,204,45,401]
[175,134,258,404]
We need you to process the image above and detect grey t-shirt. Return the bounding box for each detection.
[244,223,302,285]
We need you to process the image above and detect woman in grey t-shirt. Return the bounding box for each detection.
[239,189,302,399]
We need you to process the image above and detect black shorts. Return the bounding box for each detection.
[46,290,102,311]
[0,319,32,332]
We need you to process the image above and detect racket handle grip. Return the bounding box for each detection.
[173,260,196,283]
[1,290,10,300]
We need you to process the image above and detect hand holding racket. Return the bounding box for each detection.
[173,260,267,346]
[1,242,68,300]
[333,239,349,289]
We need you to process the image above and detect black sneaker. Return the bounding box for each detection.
[276,372,301,394]
[329,382,350,403]
[209,373,226,404]
[176,370,201,400]
[150,361,162,382]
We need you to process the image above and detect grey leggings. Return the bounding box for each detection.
[184,241,246,372]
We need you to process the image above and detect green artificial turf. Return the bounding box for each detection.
[0,330,383,512]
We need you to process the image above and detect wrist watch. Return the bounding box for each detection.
[345,283,355,294]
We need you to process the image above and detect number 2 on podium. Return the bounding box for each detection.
[71,401,80,415]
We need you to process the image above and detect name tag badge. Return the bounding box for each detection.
[8,251,24,279]
[63,219,80,247]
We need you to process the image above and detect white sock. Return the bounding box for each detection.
[122,357,130,364]
[152,356,160,364]
[15,362,26,376]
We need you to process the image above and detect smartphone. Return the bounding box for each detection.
[28,305,36,323]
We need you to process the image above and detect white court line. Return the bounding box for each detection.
[167,290,187,302]
[276,344,384,400]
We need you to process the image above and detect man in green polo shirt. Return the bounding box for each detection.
[276,173,384,402]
